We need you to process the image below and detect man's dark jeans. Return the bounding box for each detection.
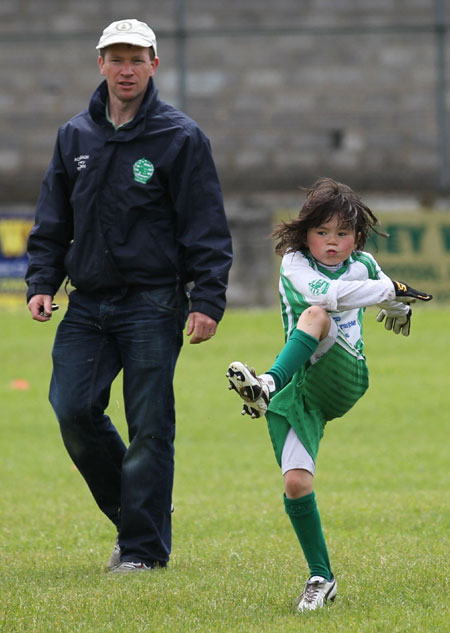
[49,286,188,565]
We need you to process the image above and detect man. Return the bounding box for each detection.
[26,19,232,573]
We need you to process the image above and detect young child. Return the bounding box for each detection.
[226,178,432,612]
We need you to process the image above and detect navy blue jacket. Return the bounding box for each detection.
[26,79,232,322]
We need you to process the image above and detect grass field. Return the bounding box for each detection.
[1,304,449,633]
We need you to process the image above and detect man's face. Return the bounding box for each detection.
[98,44,159,104]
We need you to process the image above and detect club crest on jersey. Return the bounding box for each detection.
[133,158,154,184]
[309,279,330,295]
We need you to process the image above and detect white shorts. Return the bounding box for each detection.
[281,317,339,476]
[281,426,316,476]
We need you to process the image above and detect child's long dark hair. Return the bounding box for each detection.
[273,177,387,256]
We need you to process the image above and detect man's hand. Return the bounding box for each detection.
[392,280,433,303]
[376,306,412,336]
[28,294,55,322]
[186,312,218,344]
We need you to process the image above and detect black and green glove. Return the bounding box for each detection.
[377,281,432,336]
[391,280,433,303]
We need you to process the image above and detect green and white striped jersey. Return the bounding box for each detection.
[279,249,409,353]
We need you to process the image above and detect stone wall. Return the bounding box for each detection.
[1,0,449,202]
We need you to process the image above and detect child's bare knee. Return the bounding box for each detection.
[296,306,330,339]
[284,468,313,499]
[297,305,327,326]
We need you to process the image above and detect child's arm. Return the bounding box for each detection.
[281,252,400,311]
[281,252,432,313]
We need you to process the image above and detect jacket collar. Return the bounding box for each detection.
[89,78,160,132]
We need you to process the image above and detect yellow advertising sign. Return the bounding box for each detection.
[0,216,33,297]
[0,218,33,257]
[365,213,450,301]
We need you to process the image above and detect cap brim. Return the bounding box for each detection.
[96,35,156,51]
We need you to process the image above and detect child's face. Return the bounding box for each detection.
[306,217,359,266]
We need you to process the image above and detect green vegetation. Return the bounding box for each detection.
[1,305,448,632]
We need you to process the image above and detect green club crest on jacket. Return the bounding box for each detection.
[133,158,154,184]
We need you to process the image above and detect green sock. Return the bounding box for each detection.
[267,329,319,392]
[284,492,332,580]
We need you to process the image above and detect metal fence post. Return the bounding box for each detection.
[175,0,187,112]
[434,0,449,193]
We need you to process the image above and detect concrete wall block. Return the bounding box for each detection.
[0,1,447,201]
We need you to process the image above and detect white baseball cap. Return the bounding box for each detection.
[96,19,157,54]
